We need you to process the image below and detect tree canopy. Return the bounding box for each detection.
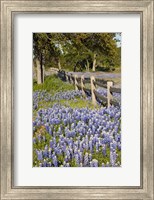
[33,33,121,72]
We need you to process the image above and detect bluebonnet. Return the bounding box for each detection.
[33,90,121,167]
[37,151,43,161]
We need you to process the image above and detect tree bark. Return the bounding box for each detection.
[36,58,42,84]
[36,53,44,84]
[33,59,37,80]
[58,58,61,70]
[74,63,77,72]
[86,59,89,72]
[42,65,45,83]
[92,53,97,72]
[40,53,44,83]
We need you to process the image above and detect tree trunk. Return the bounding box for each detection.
[33,59,37,80]
[42,65,45,83]
[92,53,97,72]
[36,53,44,84]
[86,59,89,72]
[74,63,77,72]
[36,58,42,84]
[40,53,44,83]
[58,58,61,70]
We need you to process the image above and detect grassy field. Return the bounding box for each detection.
[33,75,74,93]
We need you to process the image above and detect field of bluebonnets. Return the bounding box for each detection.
[33,74,121,167]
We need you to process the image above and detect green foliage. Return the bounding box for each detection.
[114,47,121,68]
[33,33,121,72]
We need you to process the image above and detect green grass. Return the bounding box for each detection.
[92,147,110,166]
[33,75,74,94]
[58,98,99,109]
[34,98,100,115]
[33,74,100,113]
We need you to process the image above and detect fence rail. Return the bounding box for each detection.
[58,70,121,107]
[83,79,91,84]
[110,87,121,93]
[94,80,107,88]
[93,90,107,102]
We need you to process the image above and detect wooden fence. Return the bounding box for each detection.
[58,70,121,107]
[45,68,59,76]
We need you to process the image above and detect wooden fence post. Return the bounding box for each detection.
[42,65,45,83]
[107,81,113,107]
[90,76,97,107]
[65,72,69,82]
[70,74,74,84]
[74,75,78,91]
[63,71,67,81]
[67,74,71,83]
[81,75,86,97]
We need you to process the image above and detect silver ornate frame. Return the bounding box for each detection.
[0,1,153,199]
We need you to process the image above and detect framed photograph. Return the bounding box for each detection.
[32,32,122,169]
[0,0,153,199]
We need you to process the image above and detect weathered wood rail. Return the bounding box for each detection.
[58,70,121,107]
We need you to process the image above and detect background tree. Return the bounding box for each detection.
[78,33,118,71]
[33,32,121,81]
[33,33,47,84]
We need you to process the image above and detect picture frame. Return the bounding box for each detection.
[0,0,153,199]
